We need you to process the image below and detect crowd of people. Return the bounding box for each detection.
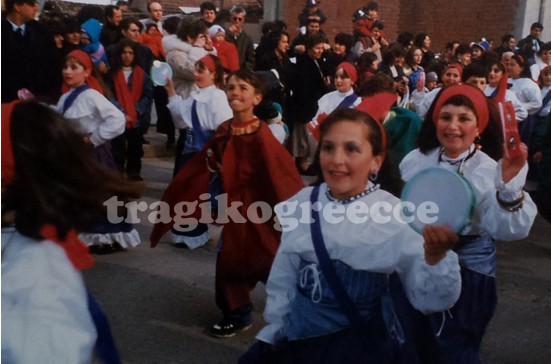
[1,0,548,363]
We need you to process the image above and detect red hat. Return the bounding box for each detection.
[336,62,358,84]
[432,84,489,132]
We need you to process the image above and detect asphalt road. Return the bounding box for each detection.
[84,153,551,364]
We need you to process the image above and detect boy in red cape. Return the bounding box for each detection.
[150,70,303,337]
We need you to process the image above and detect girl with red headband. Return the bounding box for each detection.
[243,108,461,362]
[107,38,154,182]
[164,54,232,249]
[399,84,537,363]
[54,50,140,254]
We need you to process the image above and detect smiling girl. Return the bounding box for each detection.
[399,84,537,363]
[245,108,461,363]
[164,54,232,248]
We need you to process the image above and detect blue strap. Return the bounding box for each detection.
[538,88,551,114]
[191,99,207,150]
[489,86,499,99]
[336,93,359,110]
[63,84,90,114]
[309,186,368,328]
[87,290,122,364]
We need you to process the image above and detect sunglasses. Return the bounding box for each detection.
[232,16,244,22]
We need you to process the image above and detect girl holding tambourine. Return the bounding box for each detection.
[398,84,537,363]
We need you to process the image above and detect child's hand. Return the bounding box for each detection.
[501,142,528,183]
[97,61,109,74]
[422,225,459,265]
[164,77,176,96]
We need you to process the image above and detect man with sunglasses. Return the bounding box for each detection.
[225,6,255,71]
[2,0,58,102]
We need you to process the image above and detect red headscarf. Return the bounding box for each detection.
[432,84,489,132]
[337,62,358,84]
[198,54,216,73]
[61,50,104,95]
[1,101,94,270]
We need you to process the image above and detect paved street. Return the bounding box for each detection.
[84,139,551,364]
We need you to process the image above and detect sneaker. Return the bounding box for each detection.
[209,318,252,338]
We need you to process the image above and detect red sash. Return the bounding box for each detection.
[114,66,145,128]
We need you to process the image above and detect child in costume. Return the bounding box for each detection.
[2,101,141,363]
[54,50,140,253]
[150,70,304,337]
[398,84,537,363]
[241,108,461,363]
[164,54,232,248]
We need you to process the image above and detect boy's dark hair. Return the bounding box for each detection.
[357,72,395,97]
[334,32,354,52]
[120,17,144,32]
[104,5,120,20]
[365,1,379,11]
[531,22,544,31]
[227,69,266,96]
[454,43,472,57]
[370,20,384,30]
[461,63,489,82]
[305,33,327,50]
[200,1,217,14]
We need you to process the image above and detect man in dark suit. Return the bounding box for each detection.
[517,22,545,66]
[2,0,59,102]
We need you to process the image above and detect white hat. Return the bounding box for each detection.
[208,24,225,37]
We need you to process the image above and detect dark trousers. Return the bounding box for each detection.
[153,86,174,143]
[111,128,144,176]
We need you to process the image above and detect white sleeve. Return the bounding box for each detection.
[2,242,97,363]
[476,161,537,240]
[518,83,543,115]
[507,90,528,122]
[391,228,461,314]
[88,92,125,146]
[167,94,194,129]
[210,92,233,128]
[256,251,300,345]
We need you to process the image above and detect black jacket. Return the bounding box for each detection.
[1,18,59,102]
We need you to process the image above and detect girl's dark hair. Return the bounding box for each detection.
[461,62,489,83]
[357,72,395,97]
[454,43,472,57]
[357,51,379,72]
[196,54,225,88]
[109,38,140,72]
[413,33,428,48]
[418,88,503,160]
[267,30,290,51]
[3,101,143,240]
[382,42,405,65]
[488,59,506,73]
[305,33,327,50]
[177,18,208,42]
[510,54,532,78]
[314,108,403,196]
[397,32,414,49]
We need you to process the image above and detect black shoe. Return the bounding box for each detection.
[89,244,117,255]
[170,243,189,249]
[128,174,143,181]
[209,318,252,338]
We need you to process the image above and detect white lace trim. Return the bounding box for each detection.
[170,231,210,249]
[79,229,141,248]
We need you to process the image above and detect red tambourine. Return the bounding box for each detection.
[497,101,522,159]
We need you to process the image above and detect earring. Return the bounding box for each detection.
[474,134,482,149]
[369,170,378,181]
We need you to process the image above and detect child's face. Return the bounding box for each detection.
[65,31,81,45]
[426,80,437,90]
[458,52,471,65]
[63,59,89,88]
[194,65,215,88]
[541,50,551,65]
[542,71,551,86]
[488,64,503,87]
[214,31,225,43]
[277,34,289,54]
[412,49,423,66]
[334,68,353,93]
[369,59,380,72]
[80,33,91,45]
[147,26,159,35]
[371,27,381,39]
[226,76,262,114]
[472,47,482,60]
[367,9,378,19]
[465,76,487,92]
[121,46,135,67]
[442,68,461,86]
[320,120,382,200]
[507,59,523,79]
[436,104,479,158]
